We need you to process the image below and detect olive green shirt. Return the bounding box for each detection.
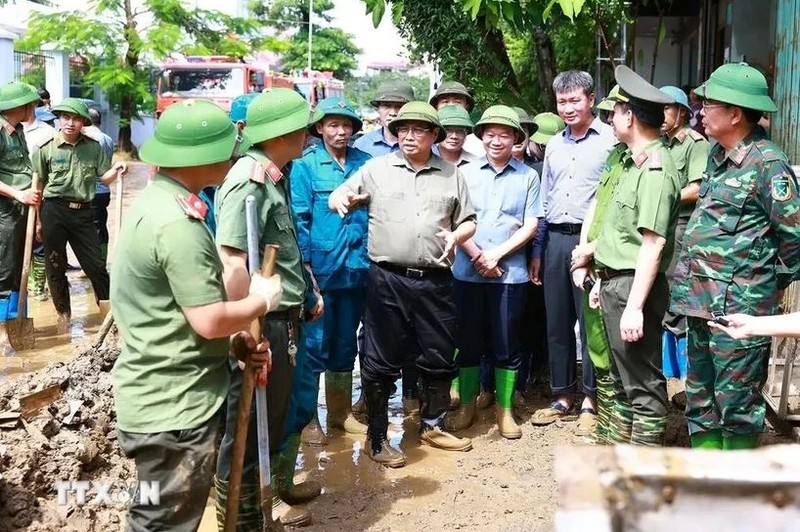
[111,174,229,433]
[594,138,681,272]
[664,126,711,219]
[0,116,33,190]
[215,149,307,310]
[338,151,476,268]
[587,143,627,243]
[32,132,111,202]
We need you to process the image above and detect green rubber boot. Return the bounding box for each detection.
[445,366,479,431]
[29,254,47,299]
[214,476,263,531]
[723,433,760,450]
[495,368,522,439]
[450,375,461,409]
[630,414,667,446]
[325,371,367,434]
[607,399,634,444]
[593,371,614,445]
[690,429,723,449]
[276,433,321,505]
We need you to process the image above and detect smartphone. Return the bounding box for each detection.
[711,312,730,327]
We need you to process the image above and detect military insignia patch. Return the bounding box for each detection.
[265,161,283,184]
[175,194,208,221]
[772,175,792,201]
[248,162,266,184]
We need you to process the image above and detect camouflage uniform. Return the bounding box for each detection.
[670,132,800,445]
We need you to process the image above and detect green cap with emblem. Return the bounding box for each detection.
[246,88,311,144]
[140,99,240,167]
[694,62,777,113]
[308,96,362,137]
[0,82,41,111]
[51,97,92,125]
[438,104,473,131]
[513,106,538,136]
[597,85,621,111]
[613,65,675,111]
[473,105,526,144]
[370,80,415,107]
[387,101,446,143]
[530,112,565,145]
[429,81,475,112]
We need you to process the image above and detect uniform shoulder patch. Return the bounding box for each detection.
[687,129,705,141]
[648,150,663,170]
[771,174,793,202]
[265,161,284,184]
[35,133,55,149]
[248,161,266,184]
[175,193,209,221]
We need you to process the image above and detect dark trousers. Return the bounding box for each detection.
[117,413,219,532]
[216,317,297,484]
[0,197,26,303]
[361,264,458,385]
[41,199,110,314]
[454,280,528,372]
[93,192,111,244]
[599,274,669,419]
[542,230,595,396]
[518,282,548,389]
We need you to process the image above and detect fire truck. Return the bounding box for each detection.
[292,69,346,106]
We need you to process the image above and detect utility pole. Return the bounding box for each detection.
[307,0,313,71]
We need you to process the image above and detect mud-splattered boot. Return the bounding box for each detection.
[325,371,367,434]
[214,476,264,530]
[630,415,667,447]
[276,433,321,505]
[364,379,406,467]
[606,399,634,444]
[300,410,328,447]
[420,379,472,452]
[445,367,479,432]
[495,368,522,440]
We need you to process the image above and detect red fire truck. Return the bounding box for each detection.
[293,69,346,106]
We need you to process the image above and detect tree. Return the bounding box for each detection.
[345,71,429,111]
[17,0,259,152]
[251,0,361,80]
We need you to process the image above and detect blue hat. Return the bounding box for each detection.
[229,93,259,123]
[659,86,690,110]
[308,97,362,138]
[35,107,56,122]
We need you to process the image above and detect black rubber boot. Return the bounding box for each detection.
[364,379,405,467]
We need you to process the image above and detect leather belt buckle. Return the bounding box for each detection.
[406,267,424,278]
[68,202,82,209]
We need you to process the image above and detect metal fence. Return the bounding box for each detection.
[13,50,51,88]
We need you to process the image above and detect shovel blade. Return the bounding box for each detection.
[7,318,35,351]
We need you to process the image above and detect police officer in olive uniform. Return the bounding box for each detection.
[658,85,711,378]
[670,63,800,450]
[0,82,41,353]
[329,102,477,467]
[112,99,282,532]
[31,98,127,327]
[214,88,322,528]
[581,65,681,446]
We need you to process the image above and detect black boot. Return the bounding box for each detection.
[364,379,406,468]
[419,379,473,452]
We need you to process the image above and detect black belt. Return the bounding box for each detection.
[549,223,582,235]
[264,306,302,322]
[375,261,451,279]
[47,197,92,210]
[596,268,635,281]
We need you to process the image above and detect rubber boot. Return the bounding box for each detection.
[98,300,111,320]
[450,375,461,409]
[630,415,667,447]
[276,432,321,505]
[0,299,10,356]
[446,366,479,431]
[676,336,688,379]
[300,410,328,447]
[592,372,614,445]
[352,388,366,415]
[7,291,20,320]
[56,312,71,334]
[325,371,367,434]
[495,368,522,439]
[364,379,406,467]
[690,429,723,449]
[402,365,420,416]
[272,478,311,527]
[214,476,264,531]
[30,254,47,299]
[723,433,760,450]
[662,331,677,378]
[606,399,634,444]
[475,388,495,410]
[420,379,473,452]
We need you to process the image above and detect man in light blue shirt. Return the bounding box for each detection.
[353,80,414,157]
[529,71,616,434]
[448,106,542,440]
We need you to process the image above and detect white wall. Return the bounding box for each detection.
[632,16,696,88]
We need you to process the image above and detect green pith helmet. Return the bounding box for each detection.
[0,82,40,112]
[531,112,566,145]
[473,105,526,144]
[246,88,311,144]
[308,96,362,138]
[694,62,777,112]
[139,99,240,168]
[370,80,415,107]
[51,97,92,125]
[429,81,475,112]
[438,104,473,131]
[597,85,621,111]
[513,106,538,136]
[387,101,446,143]
[229,93,259,123]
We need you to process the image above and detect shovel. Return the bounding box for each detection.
[224,194,282,532]
[7,174,40,351]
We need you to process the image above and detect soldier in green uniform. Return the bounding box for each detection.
[112,99,282,532]
[658,85,711,378]
[31,98,127,327]
[570,88,627,444]
[670,63,800,450]
[214,88,322,528]
[0,82,41,354]
[585,65,681,446]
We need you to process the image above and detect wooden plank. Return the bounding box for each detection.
[19,385,63,421]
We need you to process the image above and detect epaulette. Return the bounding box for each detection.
[754,139,787,164]
[1,121,14,135]
[674,129,688,143]
[248,159,284,185]
[35,132,55,149]
[175,193,208,221]
[248,161,266,184]
[687,129,705,142]
[633,151,649,168]
[648,150,663,170]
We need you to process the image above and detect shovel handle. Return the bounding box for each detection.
[17,173,40,317]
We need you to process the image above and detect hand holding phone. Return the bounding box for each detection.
[711,312,730,327]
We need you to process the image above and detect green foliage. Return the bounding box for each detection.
[344,71,428,111]
[252,0,361,79]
